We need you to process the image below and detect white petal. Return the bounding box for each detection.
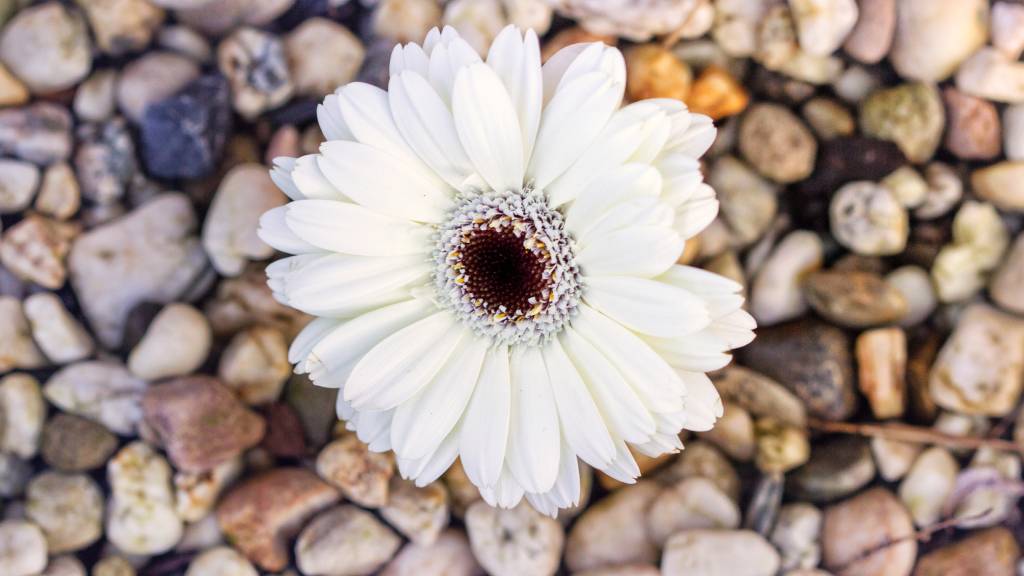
[411,424,462,487]
[428,35,482,105]
[540,43,588,102]
[389,42,430,77]
[479,467,525,509]
[388,71,475,188]
[291,154,348,201]
[354,408,394,450]
[459,345,511,488]
[579,197,675,244]
[318,141,452,223]
[487,26,543,164]
[505,346,560,493]
[390,335,489,460]
[658,264,743,297]
[643,330,733,373]
[559,325,655,444]
[288,317,339,367]
[336,82,424,163]
[525,437,582,516]
[317,94,353,142]
[257,206,318,254]
[270,157,302,200]
[582,276,710,338]
[345,311,463,410]
[452,63,525,192]
[576,226,684,278]
[541,42,624,105]
[601,439,641,484]
[573,305,685,413]
[285,199,431,256]
[543,339,616,468]
[673,183,718,239]
[666,113,716,158]
[678,370,724,427]
[563,163,660,238]
[709,308,757,349]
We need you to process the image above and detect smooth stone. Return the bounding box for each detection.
[822,488,915,576]
[157,25,212,62]
[885,265,936,326]
[771,503,823,572]
[284,18,364,98]
[372,0,443,44]
[662,529,780,576]
[143,376,265,473]
[842,0,894,63]
[860,82,944,163]
[68,193,208,348]
[316,433,394,507]
[993,1,1024,59]
[218,326,290,405]
[0,62,27,107]
[1005,105,1024,160]
[106,442,183,555]
[954,448,1020,529]
[23,292,93,364]
[890,0,989,82]
[856,327,907,419]
[34,163,81,221]
[90,556,135,576]
[881,166,927,209]
[658,440,741,502]
[829,180,908,256]
[871,437,922,482]
[0,3,91,94]
[74,70,118,123]
[804,270,907,328]
[739,103,816,183]
[296,505,402,576]
[711,365,807,428]
[0,297,45,372]
[380,479,449,546]
[76,0,165,56]
[128,303,211,380]
[175,457,242,522]
[43,360,146,435]
[217,28,293,119]
[185,546,257,576]
[972,161,1024,212]
[565,482,659,572]
[899,447,958,526]
[712,0,769,57]
[0,520,47,576]
[753,5,843,85]
[754,417,810,474]
[25,471,103,553]
[931,202,1008,303]
[140,74,232,180]
[203,262,310,339]
[174,0,294,36]
[709,156,778,247]
[914,528,1019,576]
[467,502,564,576]
[790,437,875,502]
[217,468,339,571]
[0,103,72,164]
[0,158,38,213]
[685,63,750,120]
[0,214,78,289]
[625,44,692,102]
[40,413,117,472]
[382,528,481,576]
[117,52,200,123]
[942,87,1001,160]
[0,453,30,498]
[992,234,1024,314]
[647,478,740,546]
[930,303,1024,416]
[749,230,823,326]
[788,0,858,56]
[955,48,1024,104]
[801,97,855,139]
[202,163,285,276]
[41,556,87,576]
[0,373,44,458]
[738,320,856,421]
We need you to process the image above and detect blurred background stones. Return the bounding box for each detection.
[0,0,1021,575]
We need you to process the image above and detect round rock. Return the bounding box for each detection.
[661,529,780,576]
[40,413,117,472]
[822,487,915,576]
[860,82,944,164]
[295,505,402,576]
[739,103,817,183]
[803,269,908,327]
[830,181,908,256]
[889,0,988,81]
[790,437,876,502]
[0,3,91,94]
[0,520,47,576]
[128,303,211,380]
[25,471,104,553]
[467,502,564,576]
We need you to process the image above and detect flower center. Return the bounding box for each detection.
[433,189,581,346]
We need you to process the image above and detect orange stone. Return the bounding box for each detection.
[686,64,750,120]
[625,44,692,102]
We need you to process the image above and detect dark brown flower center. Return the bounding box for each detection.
[459,225,550,319]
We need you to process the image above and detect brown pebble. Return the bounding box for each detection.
[943,87,1001,160]
[822,487,916,576]
[686,64,750,120]
[625,44,691,102]
[803,270,908,328]
[913,527,1019,576]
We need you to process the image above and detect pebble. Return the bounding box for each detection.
[175,457,242,522]
[930,304,1024,416]
[316,433,394,507]
[381,479,449,546]
[217,467,339,571]
[442,0,506,55]
[738,319,856,421]
[788,0,858,56]
[215,326,291,405]
[972,161,1024,212]
[174,0,295,36]
[382,528,481,576]
[24,292,94,364]
[0,297,44,372]
[77,0,165,56]
[117,52,200,123]
[218,28,293,120]
[467,501,564,576]
[942,87,1001,160]
[106,441,184,555]
[625,45,692,102]
[296,505,402,576]
[661,529,780,576]
[0,103,73,164]
[709,156,778,248]
[68,193,209,349]
[34,163,81,221]
[712,365,807,429]
[890,0,988,82]
[856,327,907,419]
[754,417,810,474]
[128,303,211,380]
[284,18,364,98]
[914,528,1020,576]
[898,447,958,527]
[40,413,117,472]
[913,163,962,221]
[0,158,38,213]
[42,556,87,576]
[92,556,135,576]
[0,453,30,497]
[881,166,928,209]
[0,374,44,458]
[754,5,843,85]
[141,74,232,180]
[185,546,258,576]
[659,440,741,502]
[43,360,147,435]
[0,214,77,289]
[25,471,103,553]
[0,3,91,94]
[992,1,1024,59]
[841,0,894,63]
[739,103,817,183]
[749,230,823,326]
[203,163,285,276]
[871,437,922,482]
[711,0,767,57]
[685,64,750,120]
[801,97,854,140]
[771,503,822,572]
[955,48,1024,104]
[804,270,907,328]
[830,181,908,256]
[1005,105,1024,161]
[372,0,442,44]
[790,437,875,502]
[566,481,660,571]
[143,376,265,472]
[74,70,118,123]
[954,448,1021,529]
[860,82,944,164]
[0,520,47,576]
[821,488,915,576]
[0,62,26,107]
[992,234,1024,315]
[699,400,755,461]
[647,477,740,546]
[204,263,309,339]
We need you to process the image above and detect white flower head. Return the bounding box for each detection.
[259,24,755,515]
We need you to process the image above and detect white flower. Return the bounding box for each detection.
[258,24,755,515]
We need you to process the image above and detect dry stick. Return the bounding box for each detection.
[807,418,1024,454]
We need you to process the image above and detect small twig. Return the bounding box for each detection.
[807,419,1024,454]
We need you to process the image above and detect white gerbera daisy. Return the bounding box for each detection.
[258,24,755,515]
